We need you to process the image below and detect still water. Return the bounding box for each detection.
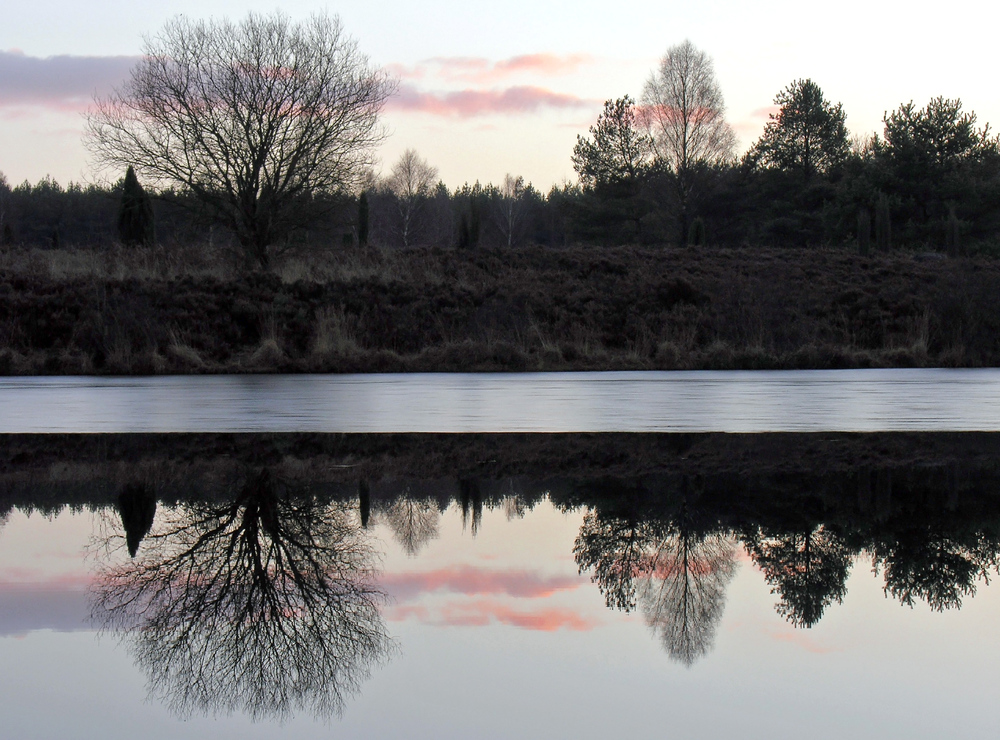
[1,433,999,739]
[4,368,1000,432]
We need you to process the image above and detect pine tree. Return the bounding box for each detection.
[687,217,706,247]
[469,199,481,249]
[875,193,892,251]
[946,204,962,257]
[857,207,871,256]
[117,165,155,247]
[357,191,369,247]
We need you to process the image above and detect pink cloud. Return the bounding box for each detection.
[392,54,595,84]
[0,581,93,636]
[770,629,837,654]
[0,50,137,112]
[428,598,599,631]
[389,83,598,118]
[382,566,585,600]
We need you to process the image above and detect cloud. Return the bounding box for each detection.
[382,566,585,601]
[0,581,92,636]
[770,629,837,654]
[389,83,598,118]
[388,597,599,632]
[390,54,595,84]
[0,49,137,112]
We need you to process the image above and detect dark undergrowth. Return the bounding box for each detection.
[1,243,999,374]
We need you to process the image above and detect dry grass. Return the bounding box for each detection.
[3,243,1000,374]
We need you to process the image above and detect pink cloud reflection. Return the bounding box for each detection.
[382,566,586,600]
[389,83,598,118]
[389,597,599,632]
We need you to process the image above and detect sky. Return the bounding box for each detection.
[1,1,997,191]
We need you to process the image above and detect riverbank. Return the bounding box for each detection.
[1,244,998,374]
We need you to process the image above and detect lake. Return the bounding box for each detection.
[3,368,1000,432]
[1,432,999,739]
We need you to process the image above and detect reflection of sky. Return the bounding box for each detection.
[6,370,1000,433]
[1,504,999,738]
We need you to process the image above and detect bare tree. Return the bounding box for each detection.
[386,148,438,247]
[640,40,735,243]
[491,174,529,247]
[86,11,395,269]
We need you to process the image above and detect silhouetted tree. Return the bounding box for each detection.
[746,79,849,181]
[572,96,653,242]
[746,525,854,628]
[871,525,1000,611]
[873,97,1000,244]
[574,504,737,666]
[357,191,370,247]
[387,149,438,247]
[378,495,440,556]
[86,11,395,268]
[489,174,534,247]
[574,510,662,611]
[117,482,157,558]
[637,528,737,666]
[640,40,736,244]
[90,469,393,720]
[117,166,155,247]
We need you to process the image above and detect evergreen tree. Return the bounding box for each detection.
[357,191,370,247]
[747,79,849,181]
[117,165,155,247]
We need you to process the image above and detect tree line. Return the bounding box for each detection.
[1,17,999,264]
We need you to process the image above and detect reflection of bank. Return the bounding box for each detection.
[90,469,394,721]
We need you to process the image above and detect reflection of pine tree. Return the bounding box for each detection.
[90,469,393,721]
[574,510,660,611]
[638,529,738,666]
[117,482,157,558]
[460,479,482,536]
[378,495,440,556]
[747,525,854,628]
[871,527,1000,611]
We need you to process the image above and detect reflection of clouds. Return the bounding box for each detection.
[387,597,597,632]
[638,532,738,667]
[0,582,90,636]
[90,471,393,721]
[382,566,583,600]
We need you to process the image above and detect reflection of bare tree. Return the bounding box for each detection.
[638,530,738,667]
[502,495,528,521]
[90,470,393,721]
[746,525,853,628]
[378,495,440,556]
[574,509,737,665]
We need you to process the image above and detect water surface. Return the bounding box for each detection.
[2,433,999,739]
[4,368,1000,432]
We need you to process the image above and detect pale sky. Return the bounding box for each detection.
[1,1,996,190]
